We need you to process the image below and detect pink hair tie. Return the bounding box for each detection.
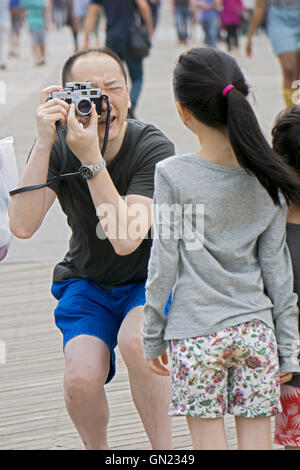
[222,84,235,97]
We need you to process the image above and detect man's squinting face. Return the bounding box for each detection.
[69,54,131,142]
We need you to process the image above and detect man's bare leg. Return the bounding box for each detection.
[64,335,111,450]
[118,306,173,450]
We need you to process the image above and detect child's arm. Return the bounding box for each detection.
[258,204,300,375]
[142,165,181,369]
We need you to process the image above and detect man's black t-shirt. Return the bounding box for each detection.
[47,119,175,289]
[91,0,136,42]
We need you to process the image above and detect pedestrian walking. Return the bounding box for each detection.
[20,0,48,66]
[83,0,154,119]
[271,106,300,450]
[0,0,10,70]
[170,0,192,45]
[194,0,221,47]
[246,0,300,108]
[9,0,24,57]
[52,0,65,29]
[142,46,300,450]
[8,47,174,450]
[220,0,246,54]
[71,0,101,51]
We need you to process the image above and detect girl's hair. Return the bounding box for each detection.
[173,47,300,206]
[272,105,300,172]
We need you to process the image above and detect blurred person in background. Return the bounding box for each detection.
[83,0,153,119]
[170,0,192,45]
[220,0,246,54]
[52,0,66,29]
[246,0,300,108]
[0,0,10,70]
[9,0,24,57]
[21,0,49,66]
[194,0,221,48]
[72,0,101,51]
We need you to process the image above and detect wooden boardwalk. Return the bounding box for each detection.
[0,261,281,450]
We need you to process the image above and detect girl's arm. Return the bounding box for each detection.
[142,165,181,361]
[258,204,300,374]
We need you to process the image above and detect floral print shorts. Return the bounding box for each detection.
[274,385,300,448]
[169,320,281,418]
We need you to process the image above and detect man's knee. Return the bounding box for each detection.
[64,365,106,400]
[118,329,144,364]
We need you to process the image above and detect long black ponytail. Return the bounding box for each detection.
[173,47,300,206]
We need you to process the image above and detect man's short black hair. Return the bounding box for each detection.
[62,47,128,86]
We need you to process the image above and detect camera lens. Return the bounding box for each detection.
[76,98,93,116]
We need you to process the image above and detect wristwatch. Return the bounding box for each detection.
[79,159,106,180]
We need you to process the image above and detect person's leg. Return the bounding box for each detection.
[187,417,228,450]
[235,416,272,450]
[174,7,179,40]
[278,51,298,107]
[117,305,173,450]
[175,7,184,42]
[124,56,143,115]
[64,334,111,450]
[225,25,231,52]
[201,19,209,46]
[232,25,239,49]
[0,25,9,68]
[182,7,190,42]
[204,18,218,47]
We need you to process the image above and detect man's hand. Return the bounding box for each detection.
[66,103,102,163]
[280,372,293,384]
[147,351,170,376]
[36,86,69,147]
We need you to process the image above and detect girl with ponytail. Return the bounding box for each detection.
[142,47,300,450]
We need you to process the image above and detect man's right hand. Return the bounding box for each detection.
[36,86,70,148]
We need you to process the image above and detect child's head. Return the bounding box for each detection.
[173,47,300,206]
[272,105,300,173]
[173,47,248,130]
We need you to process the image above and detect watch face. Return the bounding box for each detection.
[80,166,93,179]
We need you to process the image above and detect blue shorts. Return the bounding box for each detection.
[267,4,300,56]
[51,278,171,384]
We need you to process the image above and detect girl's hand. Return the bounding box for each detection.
[280,372,293,384]
[66,103,102,164]
[147,351,170,376]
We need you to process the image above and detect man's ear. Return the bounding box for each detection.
[176,102,190,125]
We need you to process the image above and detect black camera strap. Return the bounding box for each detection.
[9,95,111,197]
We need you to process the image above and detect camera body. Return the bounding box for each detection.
[50,81,102,117]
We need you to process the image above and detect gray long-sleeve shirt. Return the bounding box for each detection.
[142,154,300,373]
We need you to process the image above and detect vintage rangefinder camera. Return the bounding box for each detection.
[50,81,102,117]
